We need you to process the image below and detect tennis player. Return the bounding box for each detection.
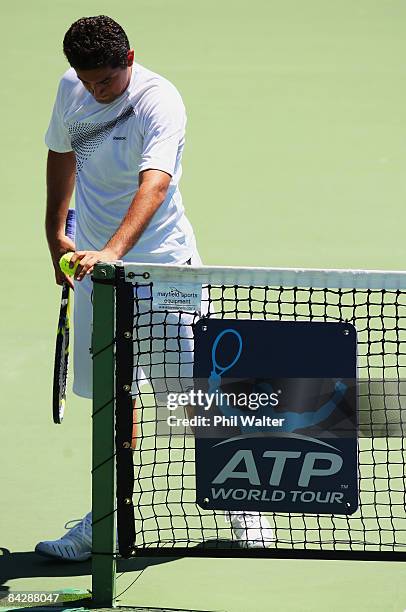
[37,15,273,560]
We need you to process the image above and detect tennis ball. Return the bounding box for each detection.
[59,252,79,276]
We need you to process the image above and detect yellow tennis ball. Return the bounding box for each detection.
[59,252,78,276]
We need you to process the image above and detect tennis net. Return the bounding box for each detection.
[92,263,406,568]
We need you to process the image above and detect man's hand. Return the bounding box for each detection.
[69,247,120,281]
[49,235,76,289]
[46,167,170,287]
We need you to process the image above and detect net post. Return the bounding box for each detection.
[92,263,117,608]
[115,267,137,557]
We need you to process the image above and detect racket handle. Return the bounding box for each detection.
[65,209,76,241]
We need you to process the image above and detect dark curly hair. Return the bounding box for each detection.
[63,15,130,70]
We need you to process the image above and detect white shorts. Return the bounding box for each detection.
[72,251,203,399]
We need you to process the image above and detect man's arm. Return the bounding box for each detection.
[45,150,76,288]
[70,169,171,281]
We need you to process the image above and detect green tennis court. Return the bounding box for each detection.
[2,1,406,610]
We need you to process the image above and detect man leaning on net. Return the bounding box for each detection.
[37,15,273,561]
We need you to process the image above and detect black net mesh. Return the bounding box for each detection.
[118,277,406,555]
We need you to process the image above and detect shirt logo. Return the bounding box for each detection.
[113,136,127,141]
[69,105,134,172]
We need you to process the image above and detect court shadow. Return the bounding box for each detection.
[0,548,227,611]
[0,548,179,588]
[194,538,240,550]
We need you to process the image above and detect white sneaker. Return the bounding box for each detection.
[228,511,274,548]
[35,512,92,562]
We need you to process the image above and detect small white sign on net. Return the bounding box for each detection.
[152,281,202,313]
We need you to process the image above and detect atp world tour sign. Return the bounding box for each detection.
[193,319,358,515]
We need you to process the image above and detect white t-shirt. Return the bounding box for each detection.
[45,63,196,264]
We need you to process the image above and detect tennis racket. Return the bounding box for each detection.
[208,328,243,393]
[52,208,76,424]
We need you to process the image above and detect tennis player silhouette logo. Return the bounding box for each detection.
[208,328,347,433]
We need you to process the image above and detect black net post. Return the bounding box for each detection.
[92,263,117,607]
[115,266,137,557]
